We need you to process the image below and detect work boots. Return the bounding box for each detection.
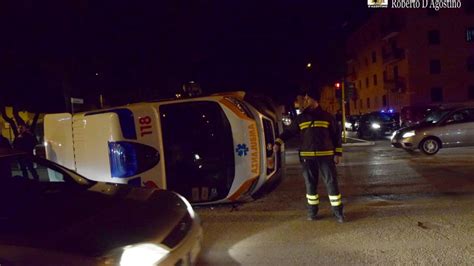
[307,205,319,220]
[333,206,345,223]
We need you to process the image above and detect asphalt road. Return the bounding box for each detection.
[195,139,474,265]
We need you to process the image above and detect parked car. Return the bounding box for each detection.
[391,106,474,155]
[357,112,400,139]
[345,115,361,131]
[0,149,202,266]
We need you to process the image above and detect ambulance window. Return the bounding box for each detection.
[160,101,235,202]
[262,118,275,157]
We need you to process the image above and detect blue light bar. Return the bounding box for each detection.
[108,141,138,178]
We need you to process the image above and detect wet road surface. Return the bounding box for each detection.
[196,140,474,265]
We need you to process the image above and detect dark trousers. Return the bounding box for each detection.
[301,157,343,214]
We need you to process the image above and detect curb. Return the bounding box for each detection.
[342,137,375,147]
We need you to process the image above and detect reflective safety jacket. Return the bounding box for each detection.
[276,106,342,157]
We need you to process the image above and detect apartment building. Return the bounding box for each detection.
[342,5,474,115]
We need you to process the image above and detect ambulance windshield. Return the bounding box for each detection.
[160,101,235,203]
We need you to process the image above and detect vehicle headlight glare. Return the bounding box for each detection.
[120,243,169,266]
[177,194,196,218]
[371,123,381,129]
[391,131,397,140]
[402,131,416,138]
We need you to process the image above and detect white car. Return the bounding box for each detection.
[0,149,202,266]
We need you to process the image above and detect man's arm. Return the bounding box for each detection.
[274,116,300,151]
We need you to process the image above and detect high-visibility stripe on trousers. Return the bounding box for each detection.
[299,150,335,157]
[329,194,342,206]
[306,194,319,205]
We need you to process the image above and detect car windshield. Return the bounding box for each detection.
[160,101,235,203]
[422,109,453,124]
[0,153,93,187]
[377,113,398,122]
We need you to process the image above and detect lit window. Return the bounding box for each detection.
[467,27,474,42]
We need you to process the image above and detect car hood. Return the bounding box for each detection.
[399,121,436,132]
[0,180,188,259]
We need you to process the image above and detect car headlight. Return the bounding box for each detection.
[120,243,170,266]
[282,117,292,126]
[371,123,381,129]
[402,131,416,138]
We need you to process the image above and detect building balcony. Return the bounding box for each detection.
[346,71,357,81]
[346,53,357,64]
[382,48,405,65]
[381,22,403,40]
[384,76,406,93]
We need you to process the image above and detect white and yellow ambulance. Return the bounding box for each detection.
[209,92,281,196]
[44,94,263,204]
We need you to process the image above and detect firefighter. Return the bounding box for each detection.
[273,89,345,223]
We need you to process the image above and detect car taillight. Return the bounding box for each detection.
[108,141,139,178]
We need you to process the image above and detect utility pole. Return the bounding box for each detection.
[99,94,104,109]
[341,80,347,143]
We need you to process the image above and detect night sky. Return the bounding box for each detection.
[0,0,372,111]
